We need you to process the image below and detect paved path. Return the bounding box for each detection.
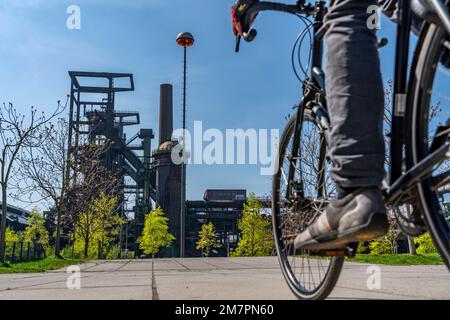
[0,257,449,300]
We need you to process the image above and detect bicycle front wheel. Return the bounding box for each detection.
[272,108,344,300]
[408,23,450,268]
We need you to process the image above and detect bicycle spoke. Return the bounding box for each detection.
[275,116,340,296]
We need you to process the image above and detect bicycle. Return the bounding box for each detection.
[234,0,450,299]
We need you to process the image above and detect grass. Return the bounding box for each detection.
[0,254,444,273]
[347,253,444,265]
[0,256,87,274]
[297,253,444,265]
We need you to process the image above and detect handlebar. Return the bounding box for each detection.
[235,1,316,52]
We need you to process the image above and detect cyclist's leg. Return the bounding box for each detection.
[294,0,389,250]
[326,0,385,192]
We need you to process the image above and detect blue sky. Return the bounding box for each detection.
[1,1,405,205]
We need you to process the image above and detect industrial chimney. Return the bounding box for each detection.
[154,83,183,258]
[159,84,174,145]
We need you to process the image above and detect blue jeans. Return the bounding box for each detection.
[325,0,398,188]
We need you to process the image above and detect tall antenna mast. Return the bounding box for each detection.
[176,32,195,258]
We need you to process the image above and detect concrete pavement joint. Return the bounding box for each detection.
[115,260,132,271]
[152,260,160,300]
[0,259,132,293]
[171,259,191,271]
[0,258,449,300]
[9,284,153,292]
[334,284,424,300]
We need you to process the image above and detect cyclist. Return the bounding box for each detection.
[231,0,429,250]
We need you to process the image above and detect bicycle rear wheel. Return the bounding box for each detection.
[408,23,450,268]
[272,108,344,300]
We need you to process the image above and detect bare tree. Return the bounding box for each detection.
[0,101,65,262]
[62,143,122,258]
[382,80,415,253]
[15,118,70,257]
[383,80,444,255]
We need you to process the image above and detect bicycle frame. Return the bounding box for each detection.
[385,0,450,205]
[286,0,450,206]
[287,0,326,200]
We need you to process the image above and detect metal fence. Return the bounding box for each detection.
[4,242,46,262]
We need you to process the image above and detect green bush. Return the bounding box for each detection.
[231,194,274,257]
[356,241,369,254]
[4,242,15,260]
[60,246,84,259]
[368,223,398,255]
[5,228,21,243]
[414,233,437,254]
[369,238,394,255]
[45,246,53,257]
[24,210,49,246]
[105,244,121,260]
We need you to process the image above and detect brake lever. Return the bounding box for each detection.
[243,29,257,42]
[235,29,258,53]
[235,35,241,53]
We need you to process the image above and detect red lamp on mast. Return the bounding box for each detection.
[176,32,195,47]
[176,32,195,258]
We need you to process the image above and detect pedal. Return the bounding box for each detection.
[309,242,358,258]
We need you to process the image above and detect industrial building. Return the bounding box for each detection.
[185,190,247,257]
[153,84,184,257]
[0,203,29,231]
[65,70,249,257]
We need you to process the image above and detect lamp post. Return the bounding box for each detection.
[176,32,194,258]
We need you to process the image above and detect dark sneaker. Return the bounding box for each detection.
[294,188,388,251]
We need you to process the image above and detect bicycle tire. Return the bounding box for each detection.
[408,22,450,268]
[272,108,344,300]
